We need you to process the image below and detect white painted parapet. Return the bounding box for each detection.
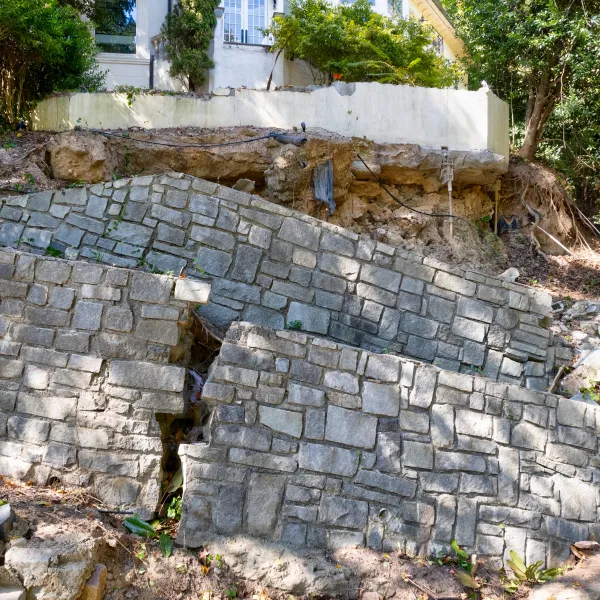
[32,84,509,158]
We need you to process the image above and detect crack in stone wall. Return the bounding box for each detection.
[0,173,569,387]
[0,248,210,515]
[177,322,600,568]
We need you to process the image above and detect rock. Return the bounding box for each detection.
[497,267,520,282]
[4,527,99,600]
[204,536,355,596]
[561,348,600,396]
[232,179,256,193]
[48,133,115,183]
[0,504,15,542]
[78,564,107,600]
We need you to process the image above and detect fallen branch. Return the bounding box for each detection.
[403,575,463,600]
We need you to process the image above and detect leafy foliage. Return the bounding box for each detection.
[166,495,182,520]
[0,0,104,127]
[266,0,461,87]
[161,0,221,92]
[442,0,600,207]
[159,532,174,558]
[124,514,158,537]
[504,550,562,592]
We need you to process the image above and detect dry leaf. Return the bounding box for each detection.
[454,571,481,589]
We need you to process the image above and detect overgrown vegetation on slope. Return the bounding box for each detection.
[443,0,600,211]
[266,0,461,88]
[0,0,104,128]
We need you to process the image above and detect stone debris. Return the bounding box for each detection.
[4,525,99,600]
[78,564,107,600]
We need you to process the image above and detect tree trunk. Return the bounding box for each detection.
[519,70,557,161]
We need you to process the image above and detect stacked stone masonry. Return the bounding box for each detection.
[0,173,569,386]
[178,322,600,567]
[0,248,210,514]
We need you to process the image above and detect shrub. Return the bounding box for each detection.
[265,0,461,88]
[0,0,103,128]
[161,0,221,92]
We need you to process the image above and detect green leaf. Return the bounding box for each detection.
[124,514,157,538]
[159,532,173,558]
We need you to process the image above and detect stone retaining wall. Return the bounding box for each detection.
[0,248,209,514]
[178,322,600,567]
[0,174,567,387]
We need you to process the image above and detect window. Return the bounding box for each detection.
[224,0,267,44]
[94,0,137,54]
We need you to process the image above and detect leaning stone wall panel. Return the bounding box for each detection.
[0,173,561,385]
[178,322,599,566]
[0,248,207,514]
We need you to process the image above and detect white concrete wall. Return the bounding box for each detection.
[31,85,509,157]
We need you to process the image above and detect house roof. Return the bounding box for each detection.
[411,0,464,57]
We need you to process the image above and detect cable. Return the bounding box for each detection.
[355,153,493,246]
[356,154,475,226]
[88,128,278,149]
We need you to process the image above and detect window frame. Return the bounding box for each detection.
[223,0,269,45]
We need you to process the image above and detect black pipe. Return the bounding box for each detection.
[149,54,155,89]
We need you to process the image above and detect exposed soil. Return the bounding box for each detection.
[0,479,509,600]
[2,479,596,600]
[2,128,600,302]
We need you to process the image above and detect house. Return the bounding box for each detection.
[94,0,464,92]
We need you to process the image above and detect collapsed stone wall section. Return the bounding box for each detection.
[0,174,568,387]
[0,248,210,514]
[178,322,600,567]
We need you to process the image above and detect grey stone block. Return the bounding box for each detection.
[285,302,329,335]
[355,470,416,497]
[229,245,262,283]
[305,409,326,440]
[72,301,103,330]
[360,264,402,293]
[325,406,377,449]
[278,217,320,250]
[108,360,185,392]
[362,382,400,416]
[420,472,459,493]
[288,383,325,407]
[435,451,486,473]
[259,406,303,438]
[319,253,361,281]
[319,494,368,529]
[246,474,285,537]
[365,354,401,382]
[130,272,173,303]
[409,366,437,409]
[434,272,476,296]
[229,448,297,472]
[7,415,50,444]
[106,220,153,246]
[323,370,359,394]
[298,442,359,476]
[401,313,439,338]
[214,425,271,451]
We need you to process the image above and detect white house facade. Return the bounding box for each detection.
[93,0,464,92]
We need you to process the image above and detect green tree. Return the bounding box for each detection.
[443,0,600,162]
[161,0,221,92]
[266,0,460,89]
[0,0,102,127]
